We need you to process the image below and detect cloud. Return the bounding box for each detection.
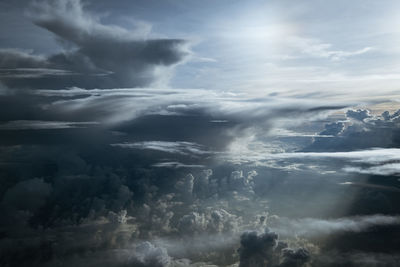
[0,49,75,79]
[0,68,76,79]
[346,109,372,121]
[270,215,400,238]
[193,169,213,198]
[0,86,347,153]
[175,174,195,200]
[222,144,400,167]
[0,0,188,89]
[269,148,400,164]
[314,251,400,267]
[111,141,210,156]
[307,108,400,152]
[382,109,400,121]
[1,3,400,266]
[238,228,310,267]
[287,36,373,61]
[127,241,171,267]
[151,234,239,265]
[152,162,205,169]
[33,87,346,125]
[2,178,52,212]
[343,163,400,176]
[279,248,310,267]
[0,49,47,69]
[238,229,279,267]
[0,120,98,130]
[319,122,344,136]
[221,112,400,169]
[339,181,400,192]
[270,128,335,138]
[177,212,207,235]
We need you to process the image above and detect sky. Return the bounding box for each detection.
[1,0,400,266]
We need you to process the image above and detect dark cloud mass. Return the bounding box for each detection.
[1,0,187,89]
[0,49,48,69]
[306,108,400,151]
[1,0,400,266]
[238,229,310,267]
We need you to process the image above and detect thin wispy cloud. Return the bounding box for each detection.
[111,141,210,156]
[271,215,400,237]
[223,147,400,175]
[343,163,400,176]
[25,86,350,124]
[286,36,373,61]
[0,120,99,130]
[152,162,205,168]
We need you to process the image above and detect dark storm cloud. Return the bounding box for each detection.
[0,0,187,89]
[279,248,310,267]
[238,229,279,267]
[2,178,52,212]
[238,228,310,267]
[0,49,47,69]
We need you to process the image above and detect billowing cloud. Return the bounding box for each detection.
[308,108,400,152]
[238,228,310,267]
[346,109,372,121]
[127,241,171,267]
[0,0,187,89]
[280,248,311,267]
[238,229,279,267]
